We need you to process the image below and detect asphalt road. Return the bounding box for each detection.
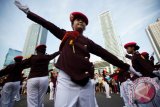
[14,93,125,107]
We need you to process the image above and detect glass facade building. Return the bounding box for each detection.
[99,11,125,61]
[3,48,22,67]
[22,24,48,58]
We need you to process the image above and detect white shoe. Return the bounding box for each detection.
[106,96,111,98]
[49,98,54,100]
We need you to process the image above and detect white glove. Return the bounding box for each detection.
[14,0,30,14]
[153,70,160,76]
[153,70,160,73]
[129,66,142,77]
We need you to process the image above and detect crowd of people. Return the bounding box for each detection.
[92,42,160,107]
[93,70,120,97]
[0,0,160,107]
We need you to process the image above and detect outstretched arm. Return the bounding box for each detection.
[49,51,60,60]
[0,65,14,77]
[21,57,32,69]
[27,11,66,40]
[14,0,66,40]
[88,40,129,70]
[88,39,142,76]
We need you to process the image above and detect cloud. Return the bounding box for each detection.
[0,0,160,68]
[120,10,160,36]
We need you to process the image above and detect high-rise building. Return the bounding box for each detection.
[3,48,22,67]
[99,11,125,60]
[146,19,160,61]
[22,23,48,58]
[99,11,126,73]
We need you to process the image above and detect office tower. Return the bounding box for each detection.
[146,19,160,61]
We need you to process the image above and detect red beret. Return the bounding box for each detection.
[141,52,149,56]
[70,12,88,25]
[124,42,140,50]
[14,56,23,60]
[36,44,46,50]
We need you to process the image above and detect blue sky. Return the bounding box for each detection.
[0,0,160,68]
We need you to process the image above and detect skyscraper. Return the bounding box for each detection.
[99,11,125,61]
[22,23,48,58]
[99,11,126,73]
[3,48,22,67]
[146,19,160,61]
